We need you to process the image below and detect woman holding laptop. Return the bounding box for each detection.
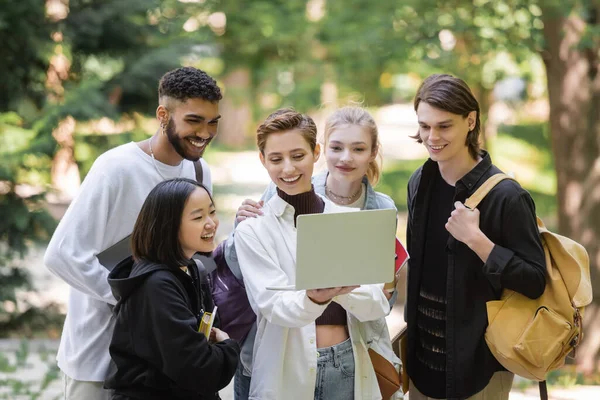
[234,108,391,400]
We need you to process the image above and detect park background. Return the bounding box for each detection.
[0,0,599,398]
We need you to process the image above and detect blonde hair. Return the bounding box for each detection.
[256,108,317,154]
[323,106,382,186]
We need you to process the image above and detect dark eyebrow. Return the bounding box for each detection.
[418,119,453,126]
[185,114,222,122]
[267,148,306,156]
[329,140,368,146]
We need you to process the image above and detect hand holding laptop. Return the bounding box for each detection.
[307,285,360,304]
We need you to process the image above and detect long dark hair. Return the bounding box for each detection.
[131,178,213,266]
[411,74,482,159]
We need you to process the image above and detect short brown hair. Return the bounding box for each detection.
[412,74,482,159]
[324,106,382,186]
[131,178,214,267]
[256,108,318,154]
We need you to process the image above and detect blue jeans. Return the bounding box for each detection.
[314,338,355,400]
[233,359,251,400]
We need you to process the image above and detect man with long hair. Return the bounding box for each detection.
[405,74,546,399]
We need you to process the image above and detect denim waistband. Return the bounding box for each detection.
[317,338,353,362]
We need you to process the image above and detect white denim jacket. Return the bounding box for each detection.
[235,194,391,399]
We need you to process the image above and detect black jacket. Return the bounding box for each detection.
[405,152,546,399]
[105,257,239,400]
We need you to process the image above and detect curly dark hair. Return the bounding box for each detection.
[158,67,222,103]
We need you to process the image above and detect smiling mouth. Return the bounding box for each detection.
[429,144,447,150]
[188,137,210,149]
[201,232,215,240]
[281,175,301,183]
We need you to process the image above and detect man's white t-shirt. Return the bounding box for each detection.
[44,142,211,381]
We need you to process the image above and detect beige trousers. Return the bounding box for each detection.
[63,374,111,400]
[408,371,514,400]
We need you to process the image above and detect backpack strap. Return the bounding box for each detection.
[539,381,548,400]
[194,160,203,184]
[464,173,515,210]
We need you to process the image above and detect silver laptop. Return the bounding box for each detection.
[266,208,396,290]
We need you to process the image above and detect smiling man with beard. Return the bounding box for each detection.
[146,69,222,167]
[44,67,222,400]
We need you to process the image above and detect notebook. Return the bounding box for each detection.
[395,237,409,275]
[266,208,397,291]
[199,306,218,338]
[97,235,131,271]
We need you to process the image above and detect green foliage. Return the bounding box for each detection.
[0,341,62,399]
[65,0,164,56]
[39,363,61,392]
[319,0,406,103]
[60,0,216,115]
[114,44,209,114]
[377,159,426,213]
[14,341,29,368]
[0,0,53,111]
[543,364,600,386]
[0,113,56,333]
[215,0,325,112]
[0,352,16,373]
[493,123,557,225]
[0,117,56,259]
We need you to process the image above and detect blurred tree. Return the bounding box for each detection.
[540,0,600,373]
[318,0,407,104]
[0,0,217,333]
[0,1,57,333]
[38,0,218,195]
[211,0,324,145]
[0,0,53,111]
[0,112,57,334]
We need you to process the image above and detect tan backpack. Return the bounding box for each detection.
[464,173,593,382]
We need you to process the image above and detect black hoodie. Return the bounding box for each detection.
[104,256,239,400]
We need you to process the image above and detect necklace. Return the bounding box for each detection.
[325,183,362,204]
[149,136,183,180]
